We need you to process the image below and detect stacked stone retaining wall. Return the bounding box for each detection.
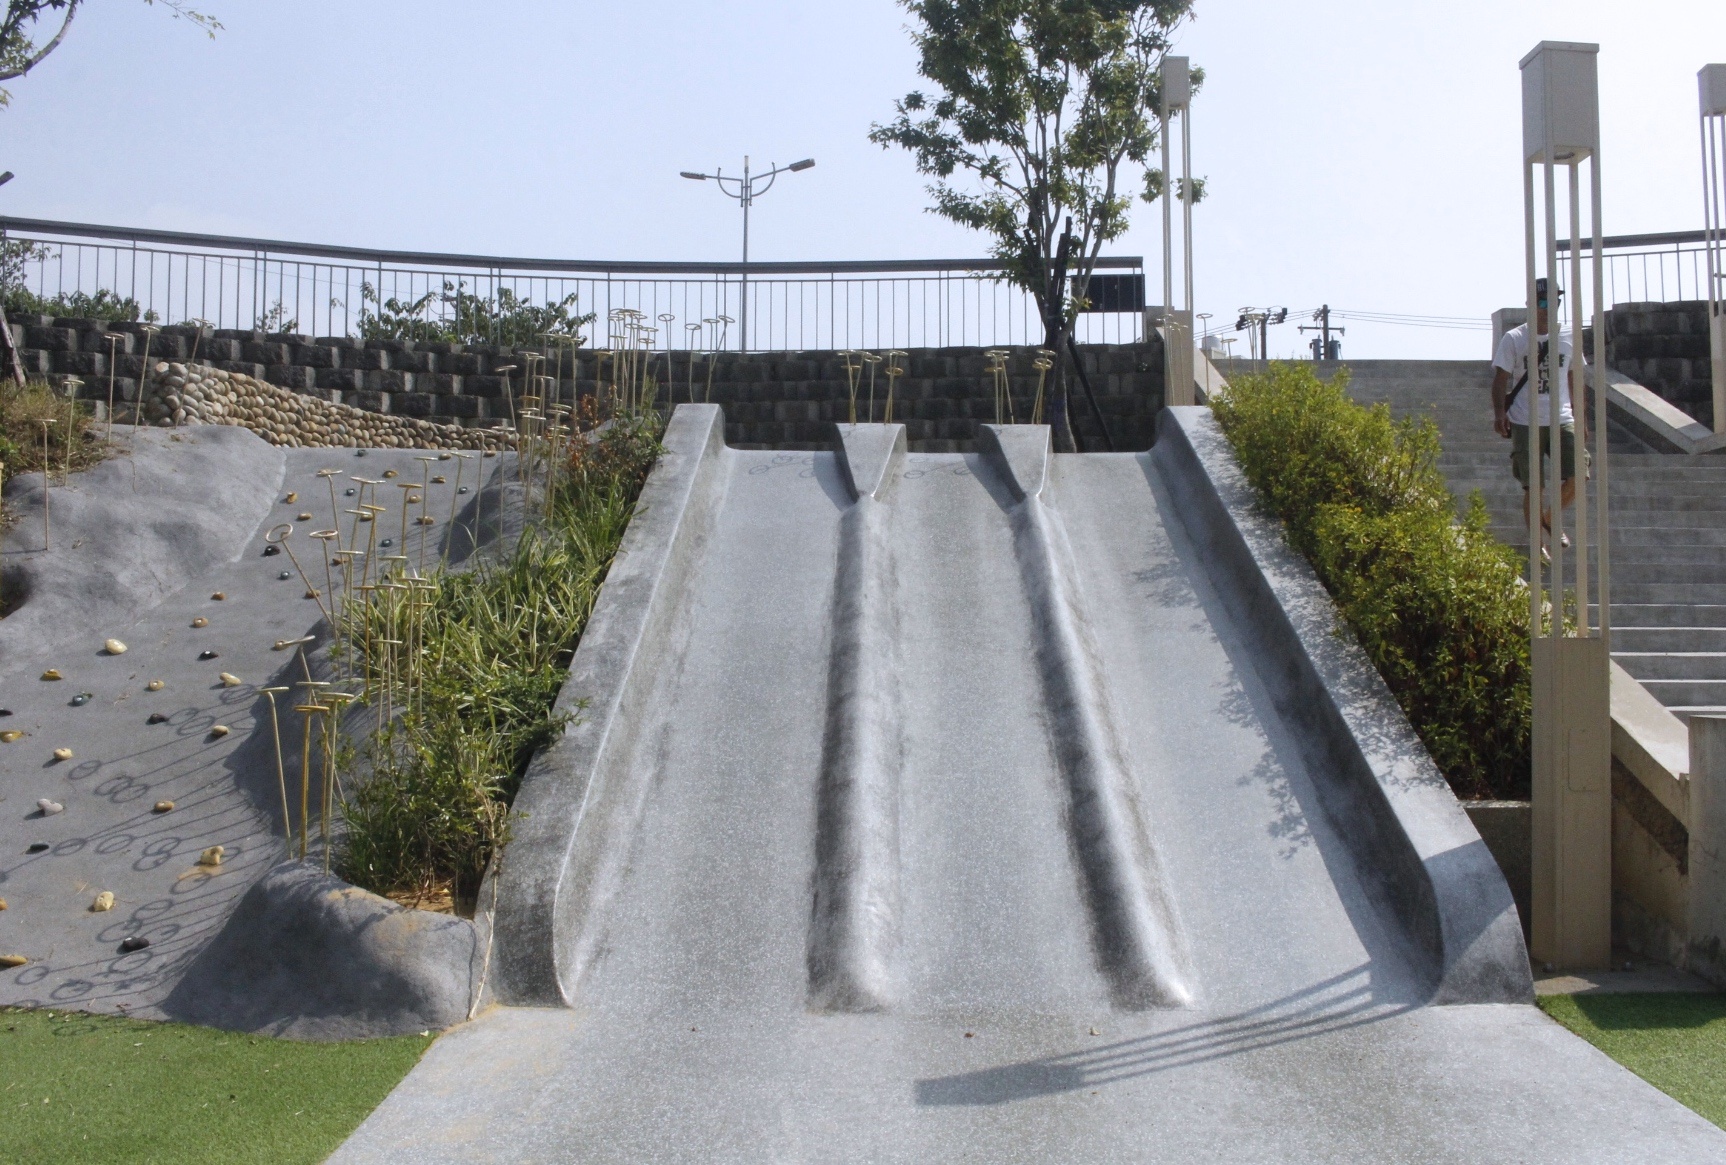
[6,313,1165,452]
[1608,301,1715,428]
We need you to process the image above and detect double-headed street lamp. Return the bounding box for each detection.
[680,155,815,351]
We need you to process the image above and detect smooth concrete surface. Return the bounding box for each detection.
[1464,801,1531,941]
[332,1002,1726,1164]
[0,430,516,1035]
[337,404,1725,1160]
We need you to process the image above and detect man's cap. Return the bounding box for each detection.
[1534,277,1563,302]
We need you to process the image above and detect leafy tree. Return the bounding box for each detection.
[0,1,219,107]
[871,0,1201,440]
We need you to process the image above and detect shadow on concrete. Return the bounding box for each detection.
[916,965,1406,1106]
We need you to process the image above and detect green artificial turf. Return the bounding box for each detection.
[0,1007,433,1164]
[1539,993,1726,1128]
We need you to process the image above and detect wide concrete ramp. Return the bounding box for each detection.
[334,404,1726,1162]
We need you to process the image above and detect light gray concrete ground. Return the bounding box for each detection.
[336,408,1726,1161]
[0,427,515,1035]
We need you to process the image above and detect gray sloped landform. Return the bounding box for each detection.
[337,403,1726,1162]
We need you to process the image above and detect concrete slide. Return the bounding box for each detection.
[336,405,1726,1162]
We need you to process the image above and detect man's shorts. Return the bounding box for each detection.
[1511,423,1586,488]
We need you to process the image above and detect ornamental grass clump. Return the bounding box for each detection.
[338,408,663,910]
[1211,362,1531,800]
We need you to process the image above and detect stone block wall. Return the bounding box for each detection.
[5,313,1166,452]
[1608,301,1716,428]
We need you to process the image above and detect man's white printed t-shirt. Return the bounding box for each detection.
[1493,324,1574,427]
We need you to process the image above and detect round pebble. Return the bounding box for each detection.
[297,512,313,522]
[0,730,23,743]
[0,708,11,716]
[51,748,73,762]
[218,672,242,687]
[191,617,208,628]
[284,492,298,503]
[458,486,469,494]
[211,592,226,601]
[345,487,356,496]
[152,801,174,814]
[199,650,220,660]
[432,475,446,484]
[25,843,48,854]
[37,799,63,816]
[209,724,231,737]
[279,570,293,580]
[262,545,281,557]
[119,937,150,953]
[383,470,397,479]
[380,539,394,548]
[69,693,92,707]
[40,669,62,681]
[0,955,27,968]
[147,713,168,725]
[145,680,164,692]
[103,639,128,655]
[91,891,114,913]
[199,845,225,867]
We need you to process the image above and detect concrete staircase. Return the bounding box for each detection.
[1328,359,1726,721]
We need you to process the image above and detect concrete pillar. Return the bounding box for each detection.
[1530,636,1612,970]
[1162,309,1194,408]
[1688,715,1726,986]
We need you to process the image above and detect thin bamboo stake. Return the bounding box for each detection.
[260,687,292,840]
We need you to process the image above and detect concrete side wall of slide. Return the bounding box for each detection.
[1152,406,1531,1003]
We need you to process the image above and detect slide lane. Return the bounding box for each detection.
[562,423,1426,1023]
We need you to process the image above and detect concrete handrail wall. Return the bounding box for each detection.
[1153,406,1533,1003]
[490,404,728,1005]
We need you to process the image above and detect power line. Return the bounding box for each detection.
[1328,309,1492,331]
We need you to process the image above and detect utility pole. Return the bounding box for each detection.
[1298,305,1345,360]
[1235,306,1287,372]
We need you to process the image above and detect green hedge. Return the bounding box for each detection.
[1210,362,1530,800]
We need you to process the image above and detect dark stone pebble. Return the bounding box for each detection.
[262,545,281,557]
[380,539,393,548]
[345,488,356,496]
[457,486,469,494]
[26,843,48,854]
[278,571,292,580]
[70,693,93,707]
[119,936,151,952]
[199,650,219,661]
[147,713,169,724]
[0,708,11,716]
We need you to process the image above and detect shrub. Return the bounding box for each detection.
[0,378,107,483]
[2,286,146,322]
[356,280,595,349]
[338,411,662,908]
[1210,362,1531,800]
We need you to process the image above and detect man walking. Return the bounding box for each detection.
[1491,277,1588,560]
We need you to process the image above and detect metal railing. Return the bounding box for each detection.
[1555,229,1718,306]
[0,216,1145,351]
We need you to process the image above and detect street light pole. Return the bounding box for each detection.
[681,155,815,352]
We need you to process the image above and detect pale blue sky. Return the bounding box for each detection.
[0,0,1721,357]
